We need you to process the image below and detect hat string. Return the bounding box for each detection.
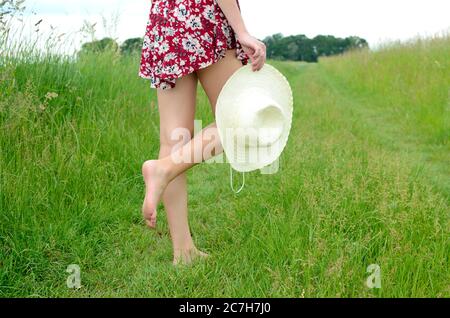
[229,166,245,194]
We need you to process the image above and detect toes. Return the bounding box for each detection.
[144,210,157,228]
[146,221,156,229]
[147,217,157,228]
[150,211,157,226]
[146,220,156,229]
[142,202,156,223]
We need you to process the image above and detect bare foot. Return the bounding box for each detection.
[173,247,210,266]
[142,160,171,229]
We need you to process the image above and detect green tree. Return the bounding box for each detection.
[77,37,119,59]
[263,33,285,59]
[120,37,143,55]
[344,36,369,50]
[263,33,368,62]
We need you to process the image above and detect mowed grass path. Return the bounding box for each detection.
[1,37,449,297]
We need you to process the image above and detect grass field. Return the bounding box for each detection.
[1,33,449,297]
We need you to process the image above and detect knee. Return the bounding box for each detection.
[160,126,194,153]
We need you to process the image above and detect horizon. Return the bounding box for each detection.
[6,0,450,54]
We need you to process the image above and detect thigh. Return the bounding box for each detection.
[196,49,243,115]
[157,72,198,152]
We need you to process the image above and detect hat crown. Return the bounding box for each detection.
[235,88,285,147]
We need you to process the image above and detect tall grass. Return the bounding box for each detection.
[1,6,160,295]
[319,33,450,146]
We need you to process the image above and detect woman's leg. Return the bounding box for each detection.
[142,50,244,261]
[196,49,244,115]
[161,49,244,176]
[142,72,206,264]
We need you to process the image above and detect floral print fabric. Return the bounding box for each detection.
[139,0,249,90]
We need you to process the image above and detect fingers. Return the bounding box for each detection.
[243,45,255,62]
[240,36,266,71]
[250,42,266,71]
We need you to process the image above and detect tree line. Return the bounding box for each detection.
[263,33,368,62]
[78,33,368,62]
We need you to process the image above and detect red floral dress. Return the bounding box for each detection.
[139,0,249,90]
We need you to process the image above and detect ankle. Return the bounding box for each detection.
[158,157,177,181]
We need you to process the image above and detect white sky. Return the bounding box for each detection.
[11,0,450,54]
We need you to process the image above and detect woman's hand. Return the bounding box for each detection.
[215,1,265,71]
[237,32,266,72]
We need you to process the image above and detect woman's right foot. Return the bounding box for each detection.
[142,160,171,228]
[173,247,209,266]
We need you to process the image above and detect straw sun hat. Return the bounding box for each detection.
[216,63,294,179]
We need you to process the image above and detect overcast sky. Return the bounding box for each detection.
[16,0,450,53]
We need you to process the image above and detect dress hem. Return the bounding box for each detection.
[138,46,248,90]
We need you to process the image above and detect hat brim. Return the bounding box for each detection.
[216,64,293,172]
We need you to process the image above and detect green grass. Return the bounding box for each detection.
[0,34,449,297]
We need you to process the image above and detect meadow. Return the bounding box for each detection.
[0,32,449,297]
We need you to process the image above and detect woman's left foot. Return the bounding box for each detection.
[142,160,171,228]
[173,247,210,266]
